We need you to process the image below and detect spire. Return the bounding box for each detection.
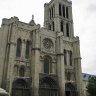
[29,14,36,26]
[32,15,34,20]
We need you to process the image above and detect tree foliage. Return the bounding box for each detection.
[86,76,96,96]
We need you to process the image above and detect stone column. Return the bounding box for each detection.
[52,61,56,74]
[6,43,16,96]
[68,6,73,20]
[70,23,74,37]
[0,23,10,88]
[54,0,61,32]
[56,37,65,96]
[31,29,40,96]
[73,39,82,96]
[54,18,60,32]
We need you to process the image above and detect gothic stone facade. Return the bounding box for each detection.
[0,0,82,96]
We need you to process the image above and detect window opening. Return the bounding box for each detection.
[63,5,65,17]
[16,38,22,57]
[66,23,69,37]
[44,58,49,74]
[61,21,64,32]
[25,41,30,59]
[69,51,72,66]
[52,21,55,31]
[59,4,62,16]
[66,7,69,18]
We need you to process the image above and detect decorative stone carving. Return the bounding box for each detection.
[43,38,53,49]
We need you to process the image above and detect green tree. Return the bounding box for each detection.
[86,76,96,96]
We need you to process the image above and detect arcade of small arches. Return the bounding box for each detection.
[49,3,69,20]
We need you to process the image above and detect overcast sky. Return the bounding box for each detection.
[0,0,96,75]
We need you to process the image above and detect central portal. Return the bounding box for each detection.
[39,76,58,96]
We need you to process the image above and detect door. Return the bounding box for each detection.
[12,79,30,96]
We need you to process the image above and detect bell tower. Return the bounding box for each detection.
[44,0,74,37]
[44,1,82,96]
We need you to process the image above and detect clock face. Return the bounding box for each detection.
[43,38,53,49]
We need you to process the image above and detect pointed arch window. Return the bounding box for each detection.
[44,58,49,74]
[44,56,52,74]
[25,40,30,59]
[16,38,22,57]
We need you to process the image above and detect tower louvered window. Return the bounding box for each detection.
[63,5,65,17]
[66,7,69,18]
[66,23,69,37]
[61,21,64,32]
[59,4,62,16]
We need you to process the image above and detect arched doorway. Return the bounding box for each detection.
[12,79,31,96]
[65,83,77,96]
[39,76,58,96]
